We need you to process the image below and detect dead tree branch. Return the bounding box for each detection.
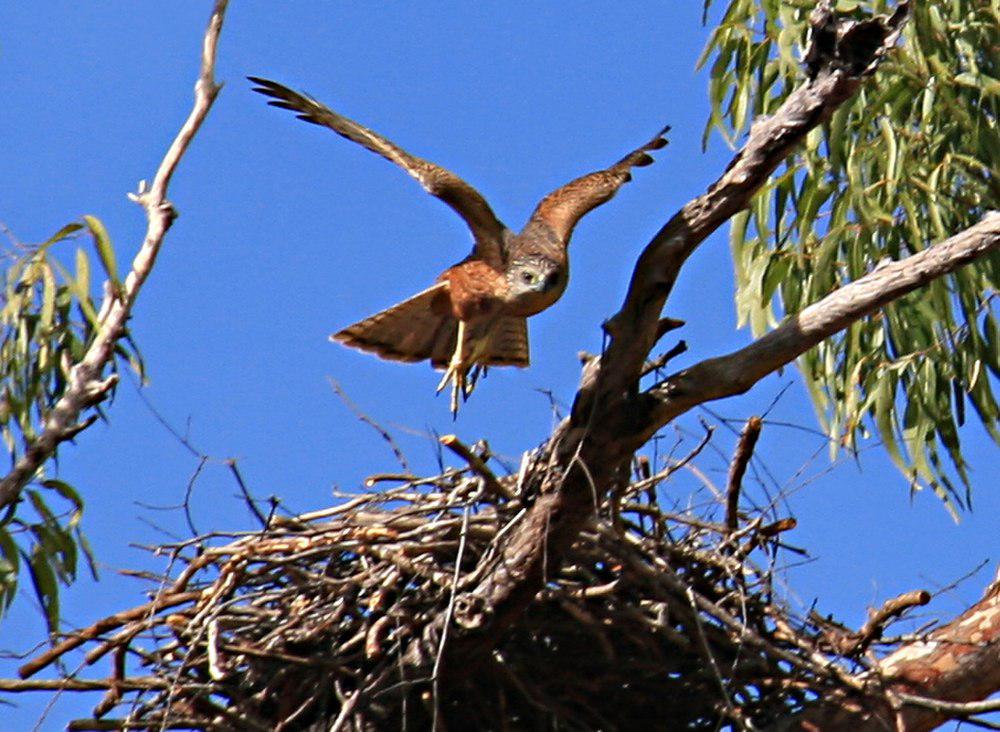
[0,0,230,511]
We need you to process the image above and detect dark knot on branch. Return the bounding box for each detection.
[805,0,911,79]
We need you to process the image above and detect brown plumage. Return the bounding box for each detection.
[249,76,669,413]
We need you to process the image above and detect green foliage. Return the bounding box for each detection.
[0,219,141,631]
[703,1,999,515]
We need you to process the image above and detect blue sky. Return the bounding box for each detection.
[0,3,996,728]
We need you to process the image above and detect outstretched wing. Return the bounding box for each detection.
[333,281,455,365]
[527,124,670,243]
[249,76,507,261]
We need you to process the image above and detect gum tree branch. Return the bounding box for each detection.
[770,576,1000,731]
[579,0,910,419]
[644,211,1000,431]
[0,0,230,511]
[372,0,917,696]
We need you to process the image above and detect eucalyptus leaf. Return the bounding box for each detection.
[704,0,998,512]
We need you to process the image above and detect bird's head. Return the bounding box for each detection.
[504,255,568,316]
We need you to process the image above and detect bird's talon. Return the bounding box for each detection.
[436,366,453,395]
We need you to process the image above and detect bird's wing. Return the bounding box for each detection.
[249,77,507,259]
[527,124,670,243]
[332,281,455,364]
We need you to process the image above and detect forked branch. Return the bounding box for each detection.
[0,0,230,511]
[379,0,920,698]
[645,212,1000,431]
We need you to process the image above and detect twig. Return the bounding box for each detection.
[0,676,175,692]
[330,378,410,472]
[183,455,208,536]
[856,590,931,653]
[226,459,269,529]
[439,434,513,500]
[895,694,1000,717]
[685,586,749,731]
[432,503,472,731]
[18,591,201,679]
[640,339,688,377]
[726,416,762,533]
[826,589,932,656]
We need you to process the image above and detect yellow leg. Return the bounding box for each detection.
[436,320,467,416]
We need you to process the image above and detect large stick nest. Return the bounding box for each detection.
[12,436,914,731]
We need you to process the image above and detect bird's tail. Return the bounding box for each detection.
[481,316,530,368]
[332,283,530,369]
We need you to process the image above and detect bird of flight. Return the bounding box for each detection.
[249,76,669,415]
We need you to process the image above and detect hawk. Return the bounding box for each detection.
[249,76,669,414]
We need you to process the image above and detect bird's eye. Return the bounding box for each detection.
[521,271,536,284]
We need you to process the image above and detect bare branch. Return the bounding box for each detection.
[0,0,230,510]
[647,212,1000,428]
[854,590,931,654]
[439,435,513,501]
[822,589,933,656]
[18,591,201,679]
[0,677,174,693]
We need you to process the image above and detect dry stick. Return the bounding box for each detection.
[330,378,410,472]
[621,420,714,502]
[894,695,1000,717]
[439,434,513,500]
[182,455,209,536]
[18,591,201,679]
[226,458,269,529]
[67,718,205,731]
[725,416,762,533]
[640,339,688,378]
[432,503,473,732]
[91,645,127,718]
[834,589,931,656]
[0,677,176,693]
[0,0,229,511]
[685,586,750,732]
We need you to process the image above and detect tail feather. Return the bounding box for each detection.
[333,283,531,370]
[333,282,455,364]
[483,317,529,368]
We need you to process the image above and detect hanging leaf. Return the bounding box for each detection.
[703,0,999,512]
[0,218,137,620]
[83,214,119,286]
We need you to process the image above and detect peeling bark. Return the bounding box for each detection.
[772,577,1000,731]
